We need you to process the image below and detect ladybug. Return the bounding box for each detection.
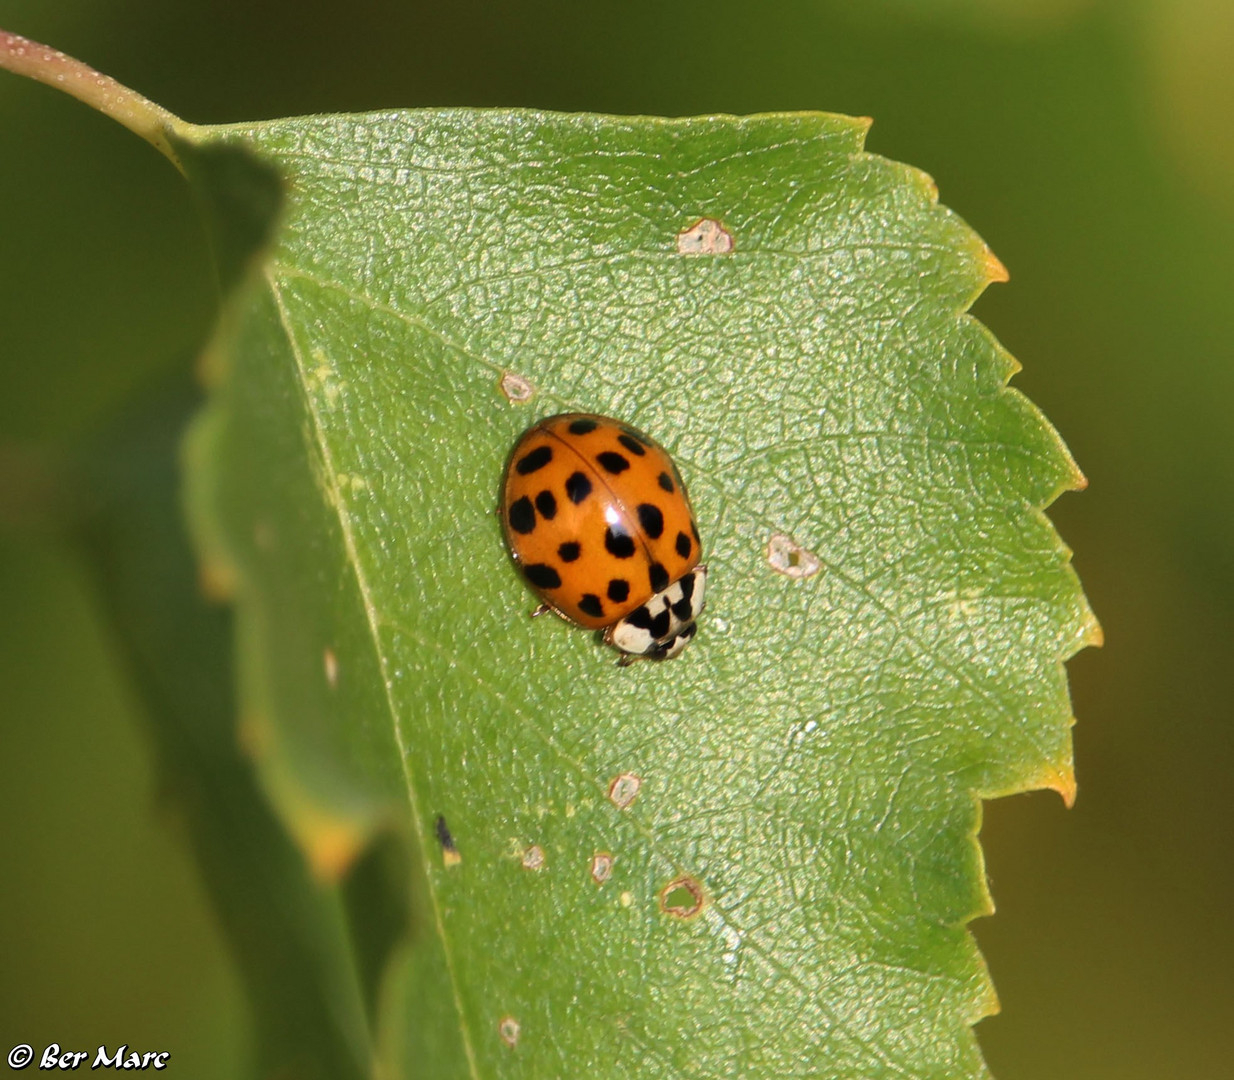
[500,413,707,664]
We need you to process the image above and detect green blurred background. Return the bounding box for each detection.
[1,1,1230,1077]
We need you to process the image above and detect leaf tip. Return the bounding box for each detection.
[983,247,1010,284]
[1082,611,1105,649]
[1042,760,1078,808]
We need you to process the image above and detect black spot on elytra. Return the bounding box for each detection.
[650,608,672,640]
[597,451,630,475]
[605,526,636,559]
[607,578,630,603]
[565,471,592,504]
[658,471,675,493]
[558,541,581,563]
[625,605,654,630]
[516,445,552,475]
[649,562,669,593]
[579,594,604,618]
[568,418,598,435]
[618,433,647,457]
[636,503,664,538]
[524,563,561,589]
[676,530,692,558]
[535,490,557,520]
[508,496,535,535]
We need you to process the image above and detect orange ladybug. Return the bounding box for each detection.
[500,414,707,664]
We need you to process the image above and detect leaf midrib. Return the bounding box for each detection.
[266,269,483,1079]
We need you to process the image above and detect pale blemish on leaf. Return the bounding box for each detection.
[590,852,614,884]
[499,370,536,403]
[322,646,339,690]
[766,533,822,579]
[659,876,706,919]
[676,216,735,254]
[521,844,545,871]
[606,773,642,810]
[498,1016,520,1048]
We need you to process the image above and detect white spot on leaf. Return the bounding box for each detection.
[499,371,536,403]
[766,533,821,579]
[498,1016,520,1047]
[607,773,642,809]
[590,852,613,884]
[677,217,735,255]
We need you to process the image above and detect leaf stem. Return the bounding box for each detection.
[0,28,191,172]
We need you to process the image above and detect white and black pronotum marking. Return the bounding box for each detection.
[606,565,708,665]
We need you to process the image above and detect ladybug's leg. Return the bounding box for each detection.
[530,603,552,618]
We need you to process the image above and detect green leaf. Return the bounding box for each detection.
[179,110,1097,1078]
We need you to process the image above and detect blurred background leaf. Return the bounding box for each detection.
[1,2,1230,1078]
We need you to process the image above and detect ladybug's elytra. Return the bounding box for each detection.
[500,413,707,664]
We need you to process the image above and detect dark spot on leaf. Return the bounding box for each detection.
[436,815,461,866]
